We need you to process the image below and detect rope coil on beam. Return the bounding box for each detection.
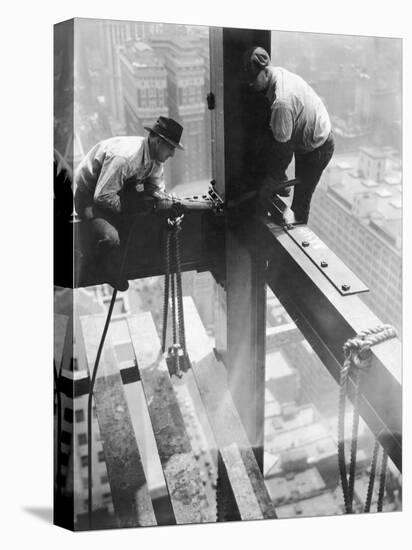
[338,324,397,514]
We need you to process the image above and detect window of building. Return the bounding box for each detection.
[78,433,87,446]
[100,474,109,484]
[63,408,73,423]
[61,453,69,466]
[81,455,89,467]
[61,430,71,445]
[75,409,85,423]
[82,478,91,490]
[98,451,105,463]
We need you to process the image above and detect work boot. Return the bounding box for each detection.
[291,208,309,225]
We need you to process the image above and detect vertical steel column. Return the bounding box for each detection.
[209,28,271,470]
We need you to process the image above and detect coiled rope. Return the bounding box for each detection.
[338,324,397,514]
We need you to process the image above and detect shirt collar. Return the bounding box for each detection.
[143,136,153,167]
[265,66,277,104]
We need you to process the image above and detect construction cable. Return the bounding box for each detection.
[86,217,139,529]
[174,226,187,358]
[87,287,117,527]
[364,440,379,513]
[161,215,186,377]
[377,449,388,512]
[338,325,397,515]
[161,230,172,353]
[337,358,352,513]
[347,367,363,510]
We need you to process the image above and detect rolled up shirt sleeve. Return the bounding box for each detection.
[270,104,294,143]
[93,155,128,214]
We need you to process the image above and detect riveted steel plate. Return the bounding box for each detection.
[284,225,369,296]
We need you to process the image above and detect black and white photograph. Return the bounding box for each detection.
[53,16,402,531]
[2,1,409,548]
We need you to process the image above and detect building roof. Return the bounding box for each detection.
[326,151,402,248]
[359,145,388,159]
[266,350,294,379]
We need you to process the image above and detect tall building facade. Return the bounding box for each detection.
[118,40,169,135]
[150,34,210,187]
[309,146,402,333]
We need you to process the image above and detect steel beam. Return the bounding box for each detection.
[210,28,271,469]
[81,314,157,527]
[73,209,223,289]
[183,297,277,520]
[263,218,402,471]
[127,313,215,525]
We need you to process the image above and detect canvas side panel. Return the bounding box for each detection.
[54,17,75,531]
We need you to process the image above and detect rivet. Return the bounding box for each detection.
[320,261,328,268]
[302,241,310,247]
[342,284,351,292]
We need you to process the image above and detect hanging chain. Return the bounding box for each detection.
[338,324,397,514]
[161,214,190,377]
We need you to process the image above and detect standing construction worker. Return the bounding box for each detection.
[243,46,334,223]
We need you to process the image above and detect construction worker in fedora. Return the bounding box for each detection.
[74,116,184,290]
[243,46,334,223]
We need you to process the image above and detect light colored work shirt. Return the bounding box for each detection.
[74,136,164,214]
[265,66,331,153]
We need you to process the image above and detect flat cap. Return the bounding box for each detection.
[243,46,271,78]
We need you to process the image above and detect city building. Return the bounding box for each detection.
[150,34,210,187]
[309,146,402,333]
[56,286,167,525]
[118,41,169,135]
[95,20,166,132]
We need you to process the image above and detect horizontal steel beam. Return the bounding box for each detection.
[127,313,215,525]
[183,297,277,520]
[81,314,157,528]
[72,210,225,288]
[262,217,402,472]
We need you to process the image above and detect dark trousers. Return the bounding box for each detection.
[75,188,124,280]
[292,133,335,222]
[259,131,334,223]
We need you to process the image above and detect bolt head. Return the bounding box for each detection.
[321,261,328,268]
[302,241,310,247]
[341,284,351,292]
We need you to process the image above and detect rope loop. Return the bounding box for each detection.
[342,324,397,372]
[338,323,397,514]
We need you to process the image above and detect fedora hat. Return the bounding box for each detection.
[144,117,184,150]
